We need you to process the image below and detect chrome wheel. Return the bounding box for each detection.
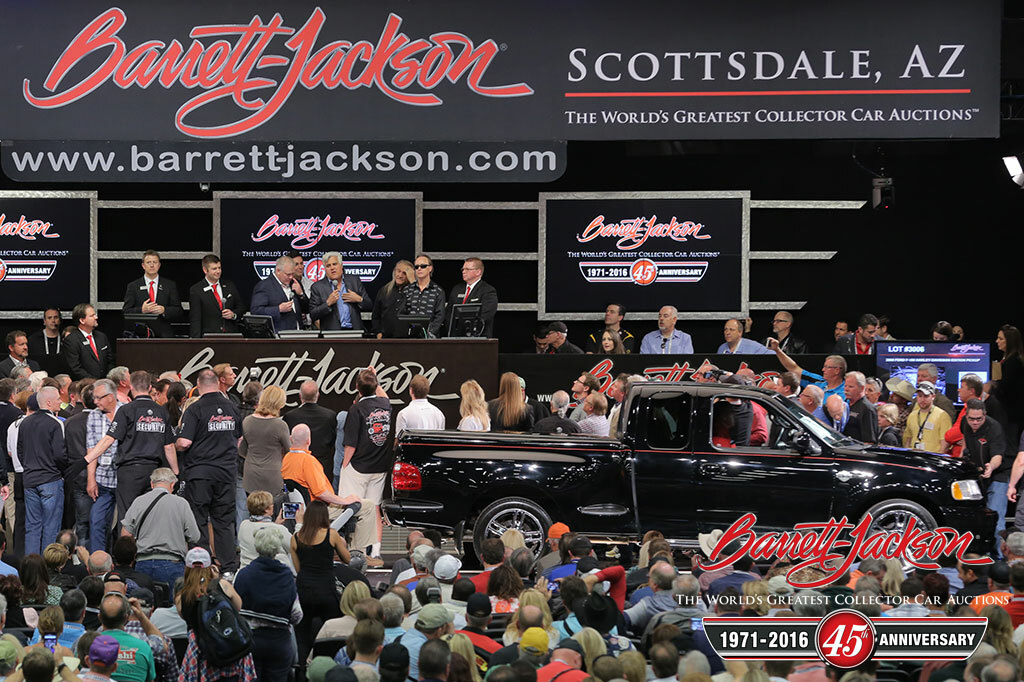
[473,496,553,560]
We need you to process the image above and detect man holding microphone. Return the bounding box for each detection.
[251,254,309,332]
[309,251,372,332]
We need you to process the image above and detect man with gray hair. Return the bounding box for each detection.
[917,363,958,419]
[675,649,711,681]
[798,384,827,422]
[640,306,694,354]
[980,658,1018,682]
[19,386,67,554]
[87,378,120,552]
[639,574,708,652]
[624,561,679,634]
[121,468,200,594]
[251,253,308,332]
[107,366,131,405]
[310,251,372,331]
[844,371,878,443]
[770,339,847,401]
[530,391,580,435]
[380,593,408,644]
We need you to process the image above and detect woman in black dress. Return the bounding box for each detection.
[996,325,1024,448]
[289,500,351,663]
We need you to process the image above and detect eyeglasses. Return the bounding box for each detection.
[966,416,986,422]
[95,393,112,400]
[772,319,787,324]
[414,264,430,269]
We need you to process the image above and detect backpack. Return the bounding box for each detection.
[194,588,254,667]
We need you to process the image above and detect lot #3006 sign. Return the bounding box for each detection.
[542,194,745,316]
[218,195,417,299]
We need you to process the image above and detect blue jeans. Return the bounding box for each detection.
[25,479,64,556]
[135,559,185,600]
[89,485,117,553]
[988,480,1009,555]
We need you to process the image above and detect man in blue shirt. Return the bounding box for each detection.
[639,306,693,354]
[717,319,772,355]
[28,588,87,649]
[401,604,454,681]
[768,338,847,401]
[543,535,594,585]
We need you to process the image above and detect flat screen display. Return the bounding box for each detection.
[875,341,990,402]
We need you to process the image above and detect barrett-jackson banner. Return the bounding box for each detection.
[542,194,744,316]
[117,338,499,426]
[501,353,876,405]
[217,194,417,300]
[0,0,1000,180]
[0,194,91,311]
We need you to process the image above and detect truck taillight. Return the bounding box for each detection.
[393,462,422,491]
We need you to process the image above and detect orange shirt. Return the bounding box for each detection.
[971,590,1013,614]
[282,448,333,500]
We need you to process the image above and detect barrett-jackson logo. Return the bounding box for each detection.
[577,215,710,250]
[253,258,383,282]
[22,8,534,139]
[178,347,457,405]
[0,258,58,283]
[0,214,61,240]
[252,215,384,250]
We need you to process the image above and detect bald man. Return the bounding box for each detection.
[283,380,338,479]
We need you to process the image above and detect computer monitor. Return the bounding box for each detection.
[321,330,365,340]
[446,303,484,338]
[278,330,321,340]
[124,313,160,339]
[397,314,432,338]
[240,314,277,339]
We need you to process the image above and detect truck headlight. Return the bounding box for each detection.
[951,479,983,501]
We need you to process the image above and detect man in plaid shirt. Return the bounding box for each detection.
[87,378,119,552]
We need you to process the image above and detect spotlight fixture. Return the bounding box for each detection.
[871,177,894,210]
[1003,156,1024,188]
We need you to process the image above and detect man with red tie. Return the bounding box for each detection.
[444,258,498,338]
[63,303,114,380]
[188,254,246,337]
[122,250,182,338]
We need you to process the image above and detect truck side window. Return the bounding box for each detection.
[646,394,691,450]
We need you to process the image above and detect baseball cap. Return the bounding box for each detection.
[767,575,794,595]
[547,322,568,334]
[411,544,433,566]
[547,522,570,540]
[466,592,492,618]
[130,586,155,606]
[576,556,599,575]
[103,570,128,585]
[325,667,358,682]
[554,638,584,656]
[380,643,410,672]
[433,554,462,581]
[915,381,936,396]
[519,627,549,655]
[186,547,212,568]
[0,640,18,667]
[89,634,120,666]
[307,657,337,682]
[416,603,455,630]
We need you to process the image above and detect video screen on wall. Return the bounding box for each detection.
[875,341,990,403]
[218,196,417,301]
[0,196,91,311]
[542,195,744,315]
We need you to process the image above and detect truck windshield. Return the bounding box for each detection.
[777,397,862,449]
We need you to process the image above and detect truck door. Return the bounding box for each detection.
[632,389,702,538]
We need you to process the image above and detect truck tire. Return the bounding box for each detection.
[472,496,553,561]
[862,498,938,568]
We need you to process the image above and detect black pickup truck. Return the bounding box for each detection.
[384,382,995,558]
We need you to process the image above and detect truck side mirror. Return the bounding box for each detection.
[791,429,821,456]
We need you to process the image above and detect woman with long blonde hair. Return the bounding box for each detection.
[503,588,560,647]
[981,604,1017,655]
[240,384,291,500]
[373,260,416,338]
[489,372,533,431]
[458,380,490,431]
[446,633,482,682]
[572,627,607,673]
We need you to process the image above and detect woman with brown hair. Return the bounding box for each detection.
[457,380,490,432]
[289,500,350,663]
[240,385,291,503]
[373,260,416,338]
[19,554,60,605]
[27,605,75,659]
[597,330,626,355]
[996,324,1024,446]
[487,564,523,614]
[488,372,534,432]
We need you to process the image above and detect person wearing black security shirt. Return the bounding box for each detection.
[85,371,178,521]
[585,304,636,354]
[0,330,41,378]
[175,368,242,571]
[63,304,113,380]
[341,367,393,566]
[188,253,246,337]
[959,398,1009,544]
[445,258,498,338]
[27,308,64,359]
[122,250,183,338]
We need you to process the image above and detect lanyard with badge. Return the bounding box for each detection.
[914,409,932,449]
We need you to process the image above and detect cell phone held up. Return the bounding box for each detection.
[283,502,300,520]
[44,633,57,652]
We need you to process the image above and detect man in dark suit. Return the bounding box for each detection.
[188,254,246,337]
[122,249,183,338]
[444,257,498,338]
[250,254,308,332]
[834,314,878,355]
[309,251,372,331]
[0,330,41,378]
[282,380,338,478]
[64,382,95,549]
[63,304,113,380]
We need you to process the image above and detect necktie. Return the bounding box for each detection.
[148,281,156,303]
[336,280,352,328]
[212,284,223,310]
[87,334,99,360]
[462,285,471,304]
